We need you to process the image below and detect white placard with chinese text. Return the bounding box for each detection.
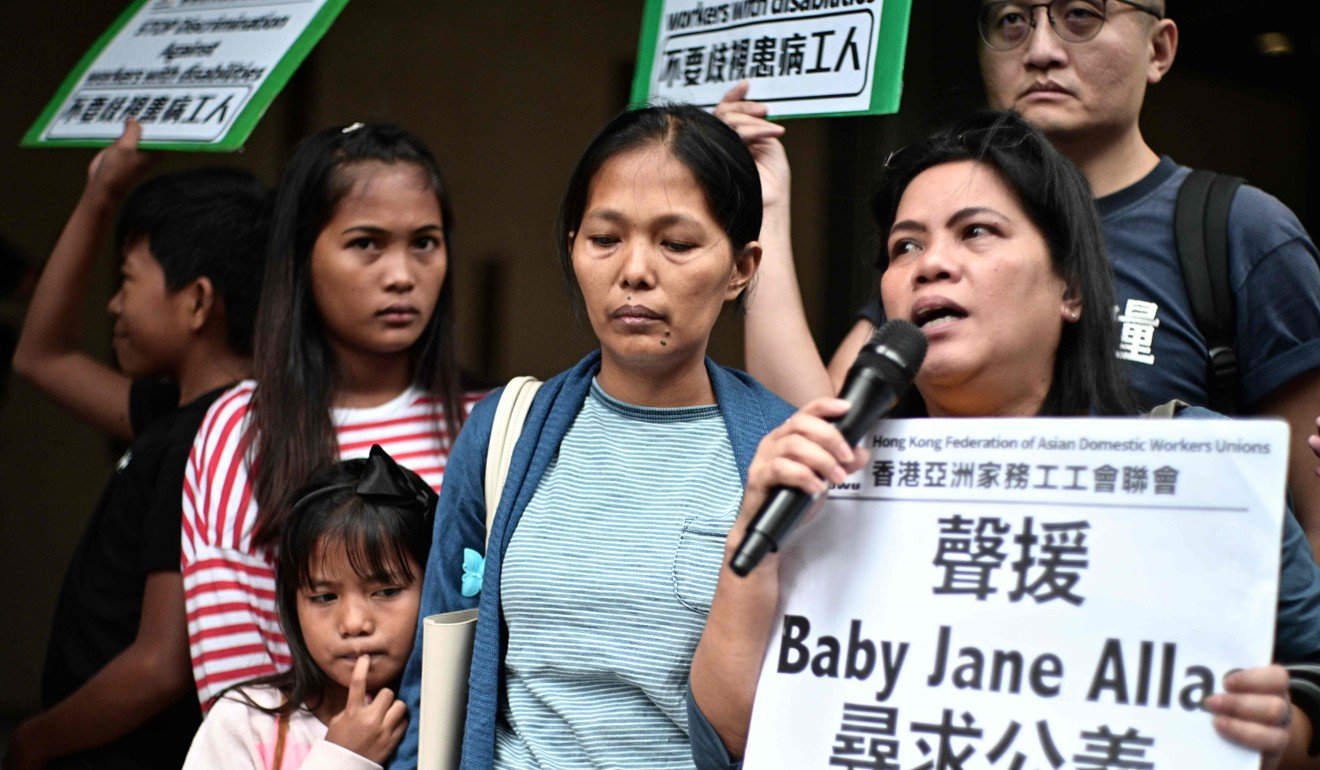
[631,0,910,118]
[744,417,1289,770]
[24,0,349,151]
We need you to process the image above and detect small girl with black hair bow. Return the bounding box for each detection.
[182,445,434,770]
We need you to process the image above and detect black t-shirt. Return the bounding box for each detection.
[41,380,228,770]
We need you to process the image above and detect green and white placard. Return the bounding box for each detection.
[631,0,911,119]
[23,0,350,152]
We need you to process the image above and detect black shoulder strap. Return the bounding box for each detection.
[1174,169,1244,414]
[1286,664,1320,756]
[1145,399,1189,418]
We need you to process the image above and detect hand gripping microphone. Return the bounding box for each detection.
[729,319,927,576]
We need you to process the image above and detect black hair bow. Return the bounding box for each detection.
[355,444,437,516]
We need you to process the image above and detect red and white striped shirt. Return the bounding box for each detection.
[181,380,480,707]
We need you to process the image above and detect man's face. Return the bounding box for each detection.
[978,1,1168,145]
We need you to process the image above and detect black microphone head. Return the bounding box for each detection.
[856,319,927,381]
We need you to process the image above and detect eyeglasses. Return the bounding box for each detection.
[977,0,1163,51]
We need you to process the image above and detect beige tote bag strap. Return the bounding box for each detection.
[483,376,541,545]
[418,376,541,770]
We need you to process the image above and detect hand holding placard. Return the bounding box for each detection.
[24,0,351,151]
[85,120,156,204]
[714,82,789,211]
[1205,666,1292,770]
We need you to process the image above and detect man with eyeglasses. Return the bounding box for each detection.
[973,0,1320,550]
[974,5,1320,762]
[990,0,1320,552]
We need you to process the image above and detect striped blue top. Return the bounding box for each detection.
[494,379,742,769]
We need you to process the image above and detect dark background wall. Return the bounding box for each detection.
[1,0,1314,712]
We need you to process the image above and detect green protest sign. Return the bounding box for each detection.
[631,0,911,119]
[23,0,350,152]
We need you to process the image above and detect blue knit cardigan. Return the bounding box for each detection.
[390,350,793,769]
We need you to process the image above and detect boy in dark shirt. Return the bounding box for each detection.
[7,119,269,770]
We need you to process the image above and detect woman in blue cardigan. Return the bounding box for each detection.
[392,104,793,769]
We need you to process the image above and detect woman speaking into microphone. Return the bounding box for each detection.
[688,110,1320,770]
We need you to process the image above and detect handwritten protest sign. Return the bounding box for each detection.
[23,0,350,151]
[631,0,911,118]
[744,417,1289,769]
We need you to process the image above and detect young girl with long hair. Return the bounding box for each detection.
[182,124,476,707]
[183,446,433,769]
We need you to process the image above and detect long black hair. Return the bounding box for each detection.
[553,103,762,313]
[250,123,463,549]
[235,446,435,716]
[871,109,1138,417]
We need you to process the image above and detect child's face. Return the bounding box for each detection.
[296,540,422,697]
[309,161,446,368]
[107,239,194,379]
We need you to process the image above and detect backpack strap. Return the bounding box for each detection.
[1174,169,1244,414]
[1145,399,1190,419]
[1286,663,1320,756]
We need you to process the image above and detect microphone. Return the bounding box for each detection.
[729,319,927,577]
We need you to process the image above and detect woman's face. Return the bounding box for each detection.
[571,145,757,377]
[309,161,446,366]
[880,160,1079,415]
